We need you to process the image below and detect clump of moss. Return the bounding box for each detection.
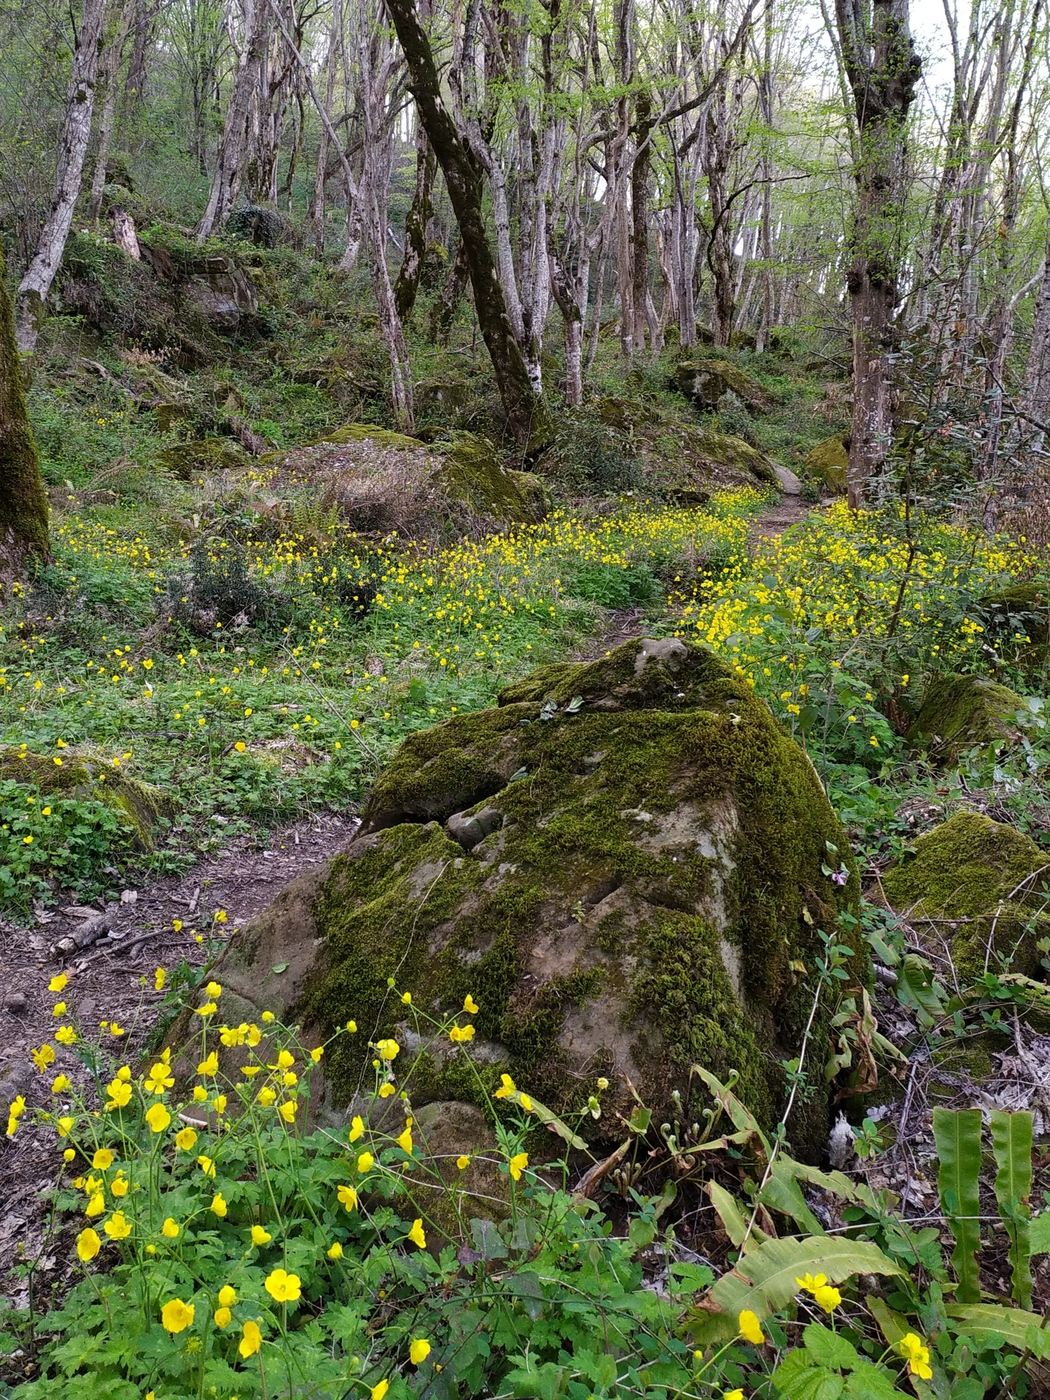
[882,810,1050,980]
[432,431,550,523]
[0,746,172,848]
[910,673,1036,763]
[804,436,848,494]
[673,359,771,414]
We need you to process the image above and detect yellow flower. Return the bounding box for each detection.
[408,1217,427,1249]
[144,1102,171,1134]
[370,1382,389,1400]
[52,1001,67,1016]
[278,1099,297,1124]
[257,1086,277,1107]
[92,1148,115,1171]
[400,992,412,1005]
[111,1173,129,1197]
[75,1227,101,1262]
[375,1038,400,1061]
[192,1085,208,1102]
[738,1309,765,1345]
[463,994,480,1014]
[348,1115,365,1143]
[494,1073,516,1099]
[449,1024,475,1044]
[197,1052,219,1077]
[813,1283,842,1313]
[250,1224,272,1245]
[327,1241,344,1259]
[48,974,69,993]
[103,1211,132,1240]
[397,1120,414,1154]
[50,1074,71,1094]
[377,1082,396,1099]
[205,981,222,998]
[85,1191,105,1218]
[160,1298,195,1334]
[213,1094,228,1115]
[409,1338,431,1365]
[508,1151,528,1182]
[210,1192,228,1218]
[144,1062,174,1095]
[195,1002,217,1018]
[214,1305,232,1328]
[344,1019,357,1033]
[338,1184,359,1212]
[795,1273,828,1296]
[6,1096,26,1137]
[234,741,247,753]
[264,1267,301,1303]
[213,909,227,924]
[55,1026,77,1047]
[31,1044,56,1071]
[198,1154,216,1176]
[218,1284,237,1307]
[162,1217,180,1239]
[154,968,166,991]
[456,1154,471,1170]
[309,1046,324,1063]
[238,1319,262,1358]
[105,1078,132,1110]
[897,1332,933,1381]
[174,1127,198,1151]
[519,1093,533,1112]
[724,1391,745,1400]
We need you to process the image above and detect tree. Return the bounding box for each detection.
[0,252,49,585]
[832,0,921,506]
[16,0,108,355]
[383,0,545,441]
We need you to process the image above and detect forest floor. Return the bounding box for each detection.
[0,491,811,1300]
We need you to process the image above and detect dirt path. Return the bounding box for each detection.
[0,809,358,1294]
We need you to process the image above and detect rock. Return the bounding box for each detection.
[266,424,549,534]
[180,252,259,331]
[977,583,1050,678]
[157,436,247,481]
[910,673,1038,763]
[414,376,477,424]
[881,811,1050,979]
[772,464,802,495]
[804,435,849,494]
[5,992,27,1014]
[189,639,863,1158]
[227,205,293,249]
[0,747,172,849]
[672,359,771,414]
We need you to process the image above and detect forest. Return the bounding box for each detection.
[0,0,1049,1393]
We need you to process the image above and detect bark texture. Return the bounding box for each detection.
[0,251,50,585]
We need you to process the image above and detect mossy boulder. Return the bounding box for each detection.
[157,436,247,480]
[191,639,863,1158]
[881,811,1050,980]
[266,424,549,534]
[673,359,771,414]
[804,436,849,494]
[977,583,1050,679]
[0,746,172,848]
[911,673,1038,763]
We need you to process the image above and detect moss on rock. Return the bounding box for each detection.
[673,359,771,414]
[432,431,550,523]
[911,673,1036,763]
[195,639,862,1159]
[804,436,848,494]
[881,810,1050,979]
[0,746,172,848]
[157,436,247,480]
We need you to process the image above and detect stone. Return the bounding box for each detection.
[185,639,864,1159]
[881,811,1050,980]
[910,673,1038,764]
[672,359,771,414]
[804,436,849,494]
[772,464,802,495]
[157,436,247,481]
[0,747,172,849]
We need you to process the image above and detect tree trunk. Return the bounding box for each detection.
[16,0,108,355]
[834,0,921,507]
[88,0,134,222]
[430,238,468,344]
[383,0,544,442]
[394,125,436,321]
[0,251,50,586]
[196,0,269,240]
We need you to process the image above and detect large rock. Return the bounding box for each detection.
[911,673,1038,763]
[192,639,862,1157]
[0,746,172,848]
[882,811,1050,979]
[673,359,771,414]
[804,435,848,494]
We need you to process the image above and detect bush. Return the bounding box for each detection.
[163,538,291,636]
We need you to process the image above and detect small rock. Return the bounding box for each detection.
[5,991,27,1014]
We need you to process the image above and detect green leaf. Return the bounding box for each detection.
[271,961,289,973]
[802,1322,861,1370]
[946,1304,1050,1359]
[706,1181,759,1248]
[989,1109,1033,1307]
[1031,1212,1050,1254]
[932,1107,982,1303]
[687,1235,901,1343]
[772,1351,845,1400]
[759,1161,825,1234]
[843,1360,906,1400]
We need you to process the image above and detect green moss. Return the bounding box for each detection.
[0,746,173,848]
[911,673,1034,762]
[321,423,425,450]
[673,359,771,413]
[157,436,246,480]
[432,431,550,523]
[804,436,848,494]
[882,811,1050,978]
[0,246,49,577]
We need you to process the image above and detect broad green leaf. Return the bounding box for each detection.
[933,1107,982,1303]
[771,1352,845,1400]
[706,1181,756,1248]
[989,1109,1033,1307]
[687,1235,901,1343]
[867,1295,910,1348]
[802,1322,862,1370]
[946,1304,1050,1359]
[1031,1212,1050,1254]
[759,1161,824,1234]
[843,1359,907,1400]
